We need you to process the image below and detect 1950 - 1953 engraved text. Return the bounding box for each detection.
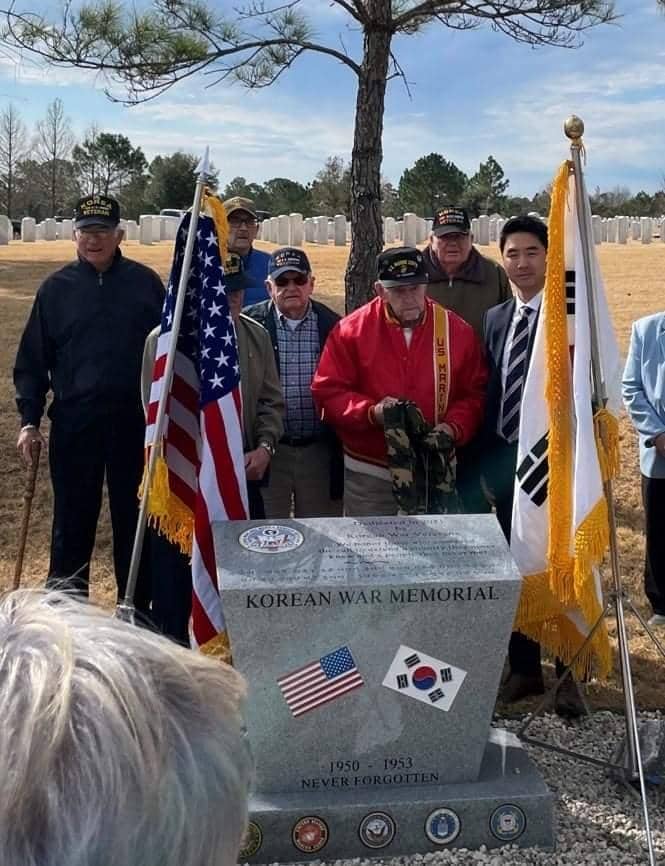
[301,756,437,790]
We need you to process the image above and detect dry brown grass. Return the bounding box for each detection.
[1,237,663,710]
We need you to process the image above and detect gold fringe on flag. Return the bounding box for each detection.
[543,160,575,606]
[594,407,620,482]
[514,159,613,679]
[199,630,233,665]
[203,191,230,264]
[140,453,194,555]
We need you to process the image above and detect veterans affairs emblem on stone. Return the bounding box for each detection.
[277,645,364,717]
[292,816,329,853]
[358,812,396,849]
[238,822,263,859]
[238,524,304,554]
[489,804,526,842]
[424,807,461,845]
[382,644,466,711]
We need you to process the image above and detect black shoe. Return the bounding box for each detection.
[500,672,545,704]
[554,676,585,719]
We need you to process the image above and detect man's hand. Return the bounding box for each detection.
[244,446,271,481]
[654,432,665,459]
[433,422,455,440]
[17,426,46,467]
[372,396,400,427]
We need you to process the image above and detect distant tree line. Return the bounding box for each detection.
[1,98,663,222]
[222,155,665,221]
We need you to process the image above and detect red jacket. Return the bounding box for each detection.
[311,297,487,469]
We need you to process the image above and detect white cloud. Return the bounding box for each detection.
[0,52,106,88]
[122,91,354,180]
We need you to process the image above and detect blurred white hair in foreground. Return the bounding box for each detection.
[0,589,251,866]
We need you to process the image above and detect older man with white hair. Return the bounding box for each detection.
[13,194,164,613]
[0,589,251,866]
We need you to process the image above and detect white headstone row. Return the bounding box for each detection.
[9,211,665,247]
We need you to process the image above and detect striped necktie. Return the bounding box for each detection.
[500,306,533,443]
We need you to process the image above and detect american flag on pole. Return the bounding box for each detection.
[146,210,249,649]
[277,646,364,718]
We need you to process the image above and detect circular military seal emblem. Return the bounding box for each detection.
[424,807,461,845]
[489,804,526,842]
[238,524,304,554]
[358,811,396,849]
[292,816,329,853]
[238,822,262,860]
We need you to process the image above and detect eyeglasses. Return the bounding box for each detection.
[228,216,257,228]
[274,273,308,288]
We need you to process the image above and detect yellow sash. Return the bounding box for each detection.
[433,303,451,424]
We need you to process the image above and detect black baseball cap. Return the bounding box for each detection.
[268,247,311,280]
[224,252,252,293]
[376,246,428,287]
[74,194,120,229]
[431,207,471,237]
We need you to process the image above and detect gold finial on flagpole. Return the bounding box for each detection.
[564,115,584,143]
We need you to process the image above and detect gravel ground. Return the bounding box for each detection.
[291,712,665,866]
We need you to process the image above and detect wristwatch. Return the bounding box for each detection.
[258,440,275,457]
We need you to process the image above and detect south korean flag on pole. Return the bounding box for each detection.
[382,645,466,712]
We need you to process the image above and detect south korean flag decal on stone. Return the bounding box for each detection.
[382,645,466,711]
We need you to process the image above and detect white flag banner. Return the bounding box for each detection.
[509,161,620,677]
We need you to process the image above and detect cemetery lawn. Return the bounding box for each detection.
[0,238,663,712]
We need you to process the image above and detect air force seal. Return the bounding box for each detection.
[238,524,304,554]
[424,807,461,845]
[358,812,396,849]
[489,804,526,842]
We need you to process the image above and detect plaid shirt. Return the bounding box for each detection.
[274,303,322,438]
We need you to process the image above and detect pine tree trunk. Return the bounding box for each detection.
[345,13,391,312]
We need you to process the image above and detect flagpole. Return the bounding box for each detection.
[117,148,211,623]
[564,117,656,866]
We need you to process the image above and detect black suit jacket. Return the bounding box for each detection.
[481,298,539,536]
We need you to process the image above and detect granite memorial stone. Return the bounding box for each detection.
[216,515,554,862]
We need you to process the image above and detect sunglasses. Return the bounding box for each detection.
[274,273,308,288]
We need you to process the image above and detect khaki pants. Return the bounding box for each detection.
[262,440,343,519]
[343,467,397,517]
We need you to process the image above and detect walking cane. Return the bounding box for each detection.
[13,439,42,590]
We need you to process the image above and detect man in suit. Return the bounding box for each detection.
[244,247,343,518]
[482,215,583,717]
[623,312,665,628]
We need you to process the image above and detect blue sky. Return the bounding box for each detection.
[1,0,663,197]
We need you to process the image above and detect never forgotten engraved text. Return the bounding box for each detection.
[246,585,496,608]
[301,756,437,789]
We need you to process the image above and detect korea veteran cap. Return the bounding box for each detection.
[223,252,252,293]
[268,247,311,280]
[376,246,428,287]
[223,196,258,219]
[74,194,120,229]
[431,207,471,237]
